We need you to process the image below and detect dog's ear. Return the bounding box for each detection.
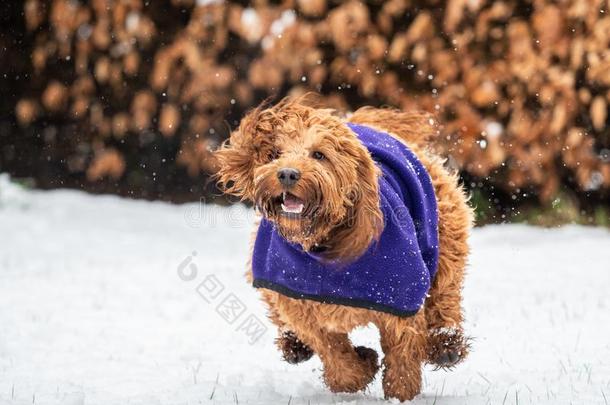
[215,106,275,200]
[348,141,384,242]
[214,136,256,199]
[329,136,384,260]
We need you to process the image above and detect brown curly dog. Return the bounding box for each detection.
[215,97,472,402]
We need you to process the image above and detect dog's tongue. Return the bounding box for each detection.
[281,193,304,214]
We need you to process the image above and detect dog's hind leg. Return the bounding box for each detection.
[377,312,427,402]
[424,172,472,369]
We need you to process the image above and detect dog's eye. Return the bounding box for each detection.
[311,151,326,161]
[267,149,280,162]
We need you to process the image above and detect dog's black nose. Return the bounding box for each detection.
[277,168,301,187]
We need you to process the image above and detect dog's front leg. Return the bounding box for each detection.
[290,326,379,393]
[378,312,427,402]
[260,291,313,364]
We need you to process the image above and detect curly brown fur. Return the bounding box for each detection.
[215,97,473,402]
[427,327,471,370]
[276,331,314,364]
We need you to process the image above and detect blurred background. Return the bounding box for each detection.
[1,0,609,225]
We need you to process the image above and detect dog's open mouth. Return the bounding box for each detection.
[279,192,305,215]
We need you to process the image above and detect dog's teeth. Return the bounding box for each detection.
[281,203,304,214]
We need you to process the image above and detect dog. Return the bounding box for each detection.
[215,97,472,402]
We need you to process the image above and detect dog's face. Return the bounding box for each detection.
[215,99,382,260]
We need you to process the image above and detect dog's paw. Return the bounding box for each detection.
[354,346,380,385]
[276,331,313,364]
[427,327,471,369]
[354,346,379,370]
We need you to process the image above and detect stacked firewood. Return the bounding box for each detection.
[13,0,610,202]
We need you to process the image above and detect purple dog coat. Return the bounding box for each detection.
[251,123,439,317]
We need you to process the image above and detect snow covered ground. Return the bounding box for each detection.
[0,175,609,405]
